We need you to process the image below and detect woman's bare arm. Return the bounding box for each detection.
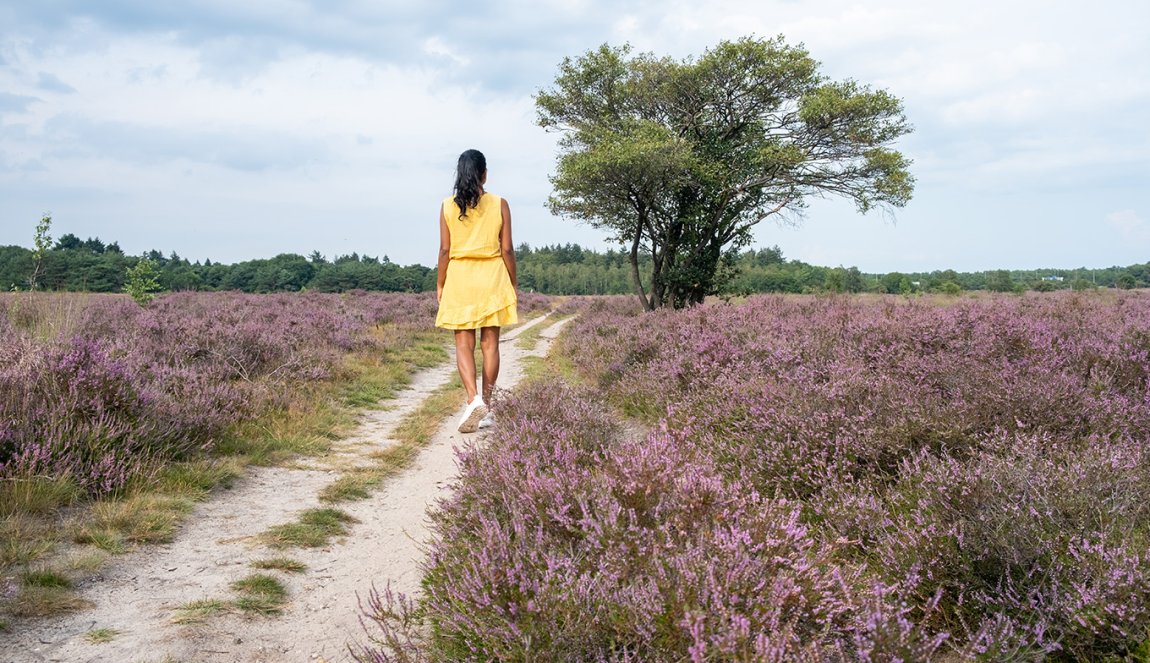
[500,198,517,289]
[436,206,450,302]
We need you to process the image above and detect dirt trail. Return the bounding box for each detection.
[10,314,571,663]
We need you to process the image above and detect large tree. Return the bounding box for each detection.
[536,36,915,309]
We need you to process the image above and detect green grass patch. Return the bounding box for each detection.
[230,573,289,616]
[392,376,464,451]
[0,514,58,570]
[512,314,569,353]
[343,329,447,407]
[62,549,110,573]
[21,567,72,588]
[520,338,581,387]
[151,458,244,499]
[72,529,127,555]
[250,557,307,573]
[9,585,92,617]
[85,627,119,643]
[318,469,388,503]
[172,598,227,625]
[73,494,193,553]
[0,476,82,517]
[173,574,290,623]
[262,508,358,549]
[216,405,344,466]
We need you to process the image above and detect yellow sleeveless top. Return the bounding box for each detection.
[435,193,518,330]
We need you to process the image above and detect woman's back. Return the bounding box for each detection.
[443,193,503,260]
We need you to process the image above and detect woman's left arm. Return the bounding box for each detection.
[500,198,517,290]
[436,206,450,302]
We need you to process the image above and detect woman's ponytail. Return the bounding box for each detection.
[453,149,487,220]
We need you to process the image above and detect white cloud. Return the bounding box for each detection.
[1,1,1149,271]
[422,36,471,67]
[1106,209,1150,244]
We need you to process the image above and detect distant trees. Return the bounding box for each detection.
[3,221,1148,298]
[986,270,1015,293]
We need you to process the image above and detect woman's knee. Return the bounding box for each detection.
[454,329,476,347]
[479,327,500,349]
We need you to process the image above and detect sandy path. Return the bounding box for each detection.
[9,314,570,663]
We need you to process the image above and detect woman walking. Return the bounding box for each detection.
[435,149,518,433]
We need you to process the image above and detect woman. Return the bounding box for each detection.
[435,149,518,433]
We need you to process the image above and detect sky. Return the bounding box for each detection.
[1,1,1148,273]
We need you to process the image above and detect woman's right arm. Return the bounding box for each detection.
[436,206,450,302]
[499,198,517,290]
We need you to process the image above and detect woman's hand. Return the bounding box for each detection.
[437,284,443,303]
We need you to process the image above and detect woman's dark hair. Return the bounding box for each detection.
[453,149,487,220]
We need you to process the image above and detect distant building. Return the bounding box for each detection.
[1042,275,1064,282]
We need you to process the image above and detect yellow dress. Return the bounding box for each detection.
[435,192,518,330]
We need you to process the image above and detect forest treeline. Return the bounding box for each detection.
[2,234,1149,296]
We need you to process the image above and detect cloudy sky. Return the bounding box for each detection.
[1,1,1147,272]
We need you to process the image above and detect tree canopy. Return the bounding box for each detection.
[536,36,915,309]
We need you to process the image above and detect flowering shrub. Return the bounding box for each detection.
[0,290,485,496]
[362,292,1150,660]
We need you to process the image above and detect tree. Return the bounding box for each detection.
[124,258,165,305]
[986,269,1014,293]
[880,271,906,294]
[843,266,865,293]
[824,267,845,293]
[536,37,914,309]
[28,214,52,290]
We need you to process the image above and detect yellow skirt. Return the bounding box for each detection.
[436,257,518,330]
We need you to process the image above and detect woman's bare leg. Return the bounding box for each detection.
[454,329,479,403]
[480,326,500,403]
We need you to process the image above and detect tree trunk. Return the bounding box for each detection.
[628,222,653,311]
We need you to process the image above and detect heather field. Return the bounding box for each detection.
[363,291,1150,662]
[0,290,552,499]
[0,290,442,497]
[0,289,552,629]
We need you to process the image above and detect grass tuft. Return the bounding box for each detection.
[511,314,568,353]
[0,476,82,517]
[62,549,111,573]
[9,585,92,617]
[5,566,90,618]
[172,598,227,625]
[73,494,193,552]
[21,567,72,588]
[250,557,307,573]
[262,508,359,549]
[343,329,445,406]
[390,379,463,451]
[230,573,289,616]
[151,458,244,499]
[72,529,127,555]
[173,574,290,623]
[0,514,58,569]
[85,627,119,643]
[318,468,388,503]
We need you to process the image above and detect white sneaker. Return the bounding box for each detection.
[478,411,495,430]
[458,397,487,433]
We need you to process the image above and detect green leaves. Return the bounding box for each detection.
[123,258,165,306]
[538,36,915,309]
